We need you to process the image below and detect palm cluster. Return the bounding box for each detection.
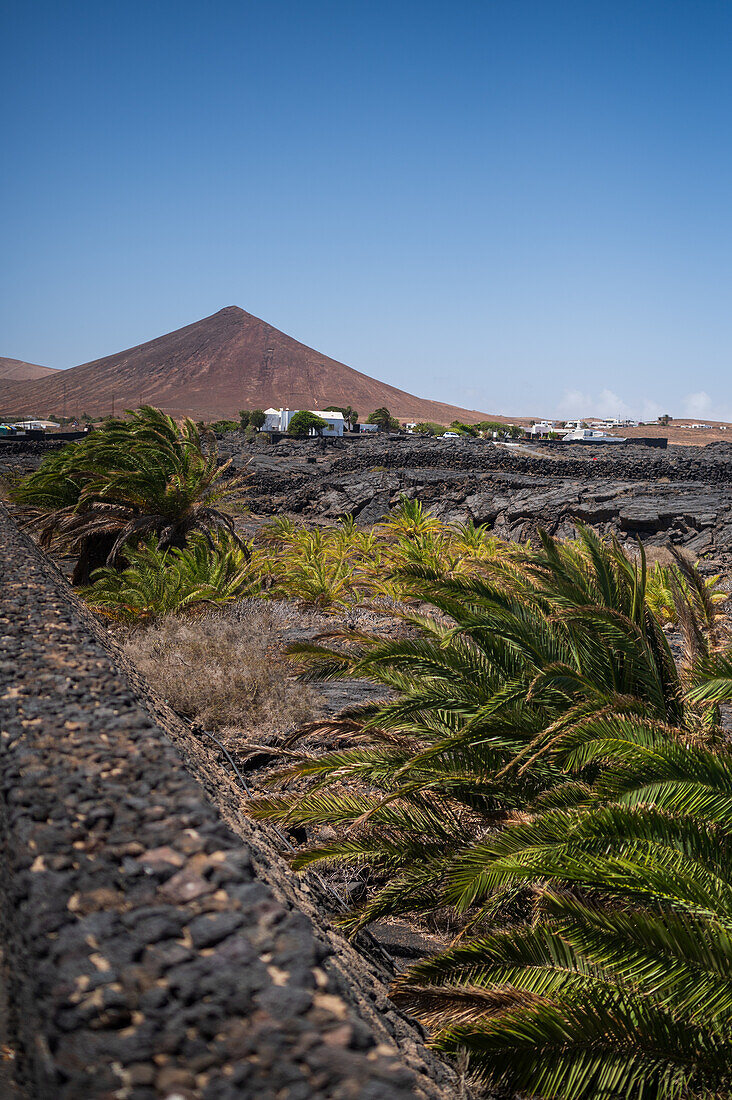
[80,531,259,622]
[11,406,243,582]
[249,526,732,1098]
[260,497,505,608]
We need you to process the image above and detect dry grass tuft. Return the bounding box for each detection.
[642,544,693,568]
[123,606,320,733]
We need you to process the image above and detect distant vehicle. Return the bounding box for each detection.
[562,428,626,444]
[442,431,461,438]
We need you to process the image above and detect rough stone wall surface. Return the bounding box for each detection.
[0,505,458,1100]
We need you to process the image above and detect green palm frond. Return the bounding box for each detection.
[80,530,258,621]
[689,650,732,705]
[11,405,246,583]
[247,520,732,1096]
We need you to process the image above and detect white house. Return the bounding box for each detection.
[12,419,61,430]
[563,427,626,444]
[264,408,345,437]
[308,410,344,437]
[528,421,556,437]
[8,419,61,432]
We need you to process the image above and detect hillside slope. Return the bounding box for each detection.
[0,307,490,423]
[0,357,58,381]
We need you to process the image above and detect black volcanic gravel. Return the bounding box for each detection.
[0,504,457,1100]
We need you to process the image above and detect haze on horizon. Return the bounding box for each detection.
[2,0,731,422]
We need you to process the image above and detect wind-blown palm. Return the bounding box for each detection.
[250,521,732,1096]
[11,406,244,582]
[392,713,732,1098]
[249,527,695,931]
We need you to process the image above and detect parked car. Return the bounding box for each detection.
[442,431,461,438]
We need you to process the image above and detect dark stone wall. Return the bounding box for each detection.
[0,505,458,1100]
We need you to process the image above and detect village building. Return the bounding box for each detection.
[262,408,345,436]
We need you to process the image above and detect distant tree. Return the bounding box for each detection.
[413,422,442,435]
[210,419,239,434]
[287,411,328,437]
[450,420,478,437]
[249,409,266,430]
[367,407,400,432]
[239,409,251,429]
[658,414,673,426]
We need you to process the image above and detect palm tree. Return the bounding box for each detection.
[367,406,398,431]
[377,495,446,539]
[249,527,696,929]
[324,405,358,430]
[250,525,732,1097]
[392,702,732,1098]
[81,531,259,622]
[11,406,245,583]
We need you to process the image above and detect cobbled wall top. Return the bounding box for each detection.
[0,504,457,1100]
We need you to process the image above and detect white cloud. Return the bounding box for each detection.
[638,397,666,423]
[683,391,713,417]
[681,391,732,422]
[555,388,663,422]
[557,389,593,418]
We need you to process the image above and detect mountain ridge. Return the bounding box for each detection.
[0,357,59,382]
[0,306,491,423]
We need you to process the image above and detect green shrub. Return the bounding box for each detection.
[81,531,259,622]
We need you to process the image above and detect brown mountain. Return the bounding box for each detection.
[0,357,58,381]
[0,307,490,423]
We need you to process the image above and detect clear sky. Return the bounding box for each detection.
[2,0,731,420]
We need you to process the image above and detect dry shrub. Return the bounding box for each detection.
[123,607,320,733]
[642,544,692,568]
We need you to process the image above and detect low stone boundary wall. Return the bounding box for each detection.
[0,505,456,1099]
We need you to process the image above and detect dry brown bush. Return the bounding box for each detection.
[123,606,320,733]
[641,543,692,568]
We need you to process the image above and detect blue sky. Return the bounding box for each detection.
[2,1,731,419]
